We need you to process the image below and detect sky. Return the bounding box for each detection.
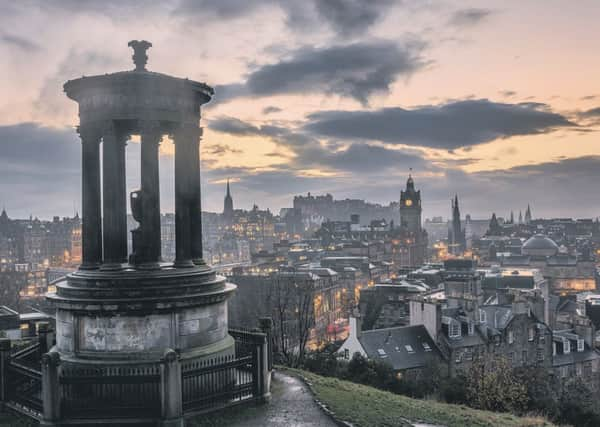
[1,0,600,220]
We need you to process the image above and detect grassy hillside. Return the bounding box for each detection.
[291,369,556,427]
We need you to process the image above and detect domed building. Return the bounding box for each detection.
[522,234,559,258]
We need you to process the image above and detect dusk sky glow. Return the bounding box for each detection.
[1,0,600,220]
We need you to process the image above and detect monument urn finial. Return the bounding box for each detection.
[128,40,152,71]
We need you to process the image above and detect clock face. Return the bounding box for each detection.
[405,199,413,207]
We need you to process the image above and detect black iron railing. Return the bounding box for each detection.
[60,364,162,419]
[181,354,256,412]
[0,324,273,424]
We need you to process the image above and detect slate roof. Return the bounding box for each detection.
[553,347,600,367]
[359,325,443,371]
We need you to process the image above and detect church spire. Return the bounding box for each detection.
[223,179,234,221]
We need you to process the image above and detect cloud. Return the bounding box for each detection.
[0,33,41,51]
[0,123,80,216]
[34,48,122,125]
[208,116,427,174]
[499,90,516,97]
[311,0,395,36]
[449,8,493,27]
[304,99,576,149]
[176,0,394,36]
[579,106,600,118]
[204,144,242,156]
[262,106,282,115]
[217,40,427,105]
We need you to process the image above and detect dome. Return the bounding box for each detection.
[522,234,559,257]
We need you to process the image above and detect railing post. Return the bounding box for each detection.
[252,343,261,398]
[41,351,60,426]
[0,338,10,405]
[38,322,50,356]
[160,349,183,427]
[258,317,273,402]
[259,317,273,371]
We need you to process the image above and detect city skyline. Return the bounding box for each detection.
[1,1,600,218]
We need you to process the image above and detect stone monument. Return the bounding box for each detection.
[47,40,236,425]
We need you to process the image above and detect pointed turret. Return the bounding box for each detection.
[223,179,234,222]
[525,204,532,224]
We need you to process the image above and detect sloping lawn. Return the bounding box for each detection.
[289,369,556,427]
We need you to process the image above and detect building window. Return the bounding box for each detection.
[528,327,535,342]
[522,350,527,363]
[468,322,474,336]
[422,342,432,352]
[479,309,486,324]
[563,338,570,354]
[576,364,583,376]
[508,352,514,363]
[449,321,461,339]
[577,339,584,352]
[344,349,349,360]
[561,366,568,378]
[536,348,544,362]
[405,345,415,354]
[465,348,473,361]
[508,330,514,345]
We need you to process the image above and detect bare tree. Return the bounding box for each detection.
[268,274,316,367]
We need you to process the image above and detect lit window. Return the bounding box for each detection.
[508,330,514,344]
[528,327,535,342]
[405,345,415,354]
[377,348,387,357]
[449,321,461,339]
[422,342,432,352]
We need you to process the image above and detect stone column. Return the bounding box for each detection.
[160,349,183,427]
[102,121,128,267]
[173,124,200,267]
[190,128,204,265]
[138,121,162,266]
[79,125,103,269]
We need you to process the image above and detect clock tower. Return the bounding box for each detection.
[400,174,422,233]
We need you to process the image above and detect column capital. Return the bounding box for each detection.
[171,123,201,141]
[102,120,130,144]
[77,124,102,142]
[139,120,163,138]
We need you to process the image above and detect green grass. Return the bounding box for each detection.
[287,369,556,427]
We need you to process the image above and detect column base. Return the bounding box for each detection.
[160,417,184,427]
[79,262,101,270]
[174,260,195,268]
[99,262,126,271]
